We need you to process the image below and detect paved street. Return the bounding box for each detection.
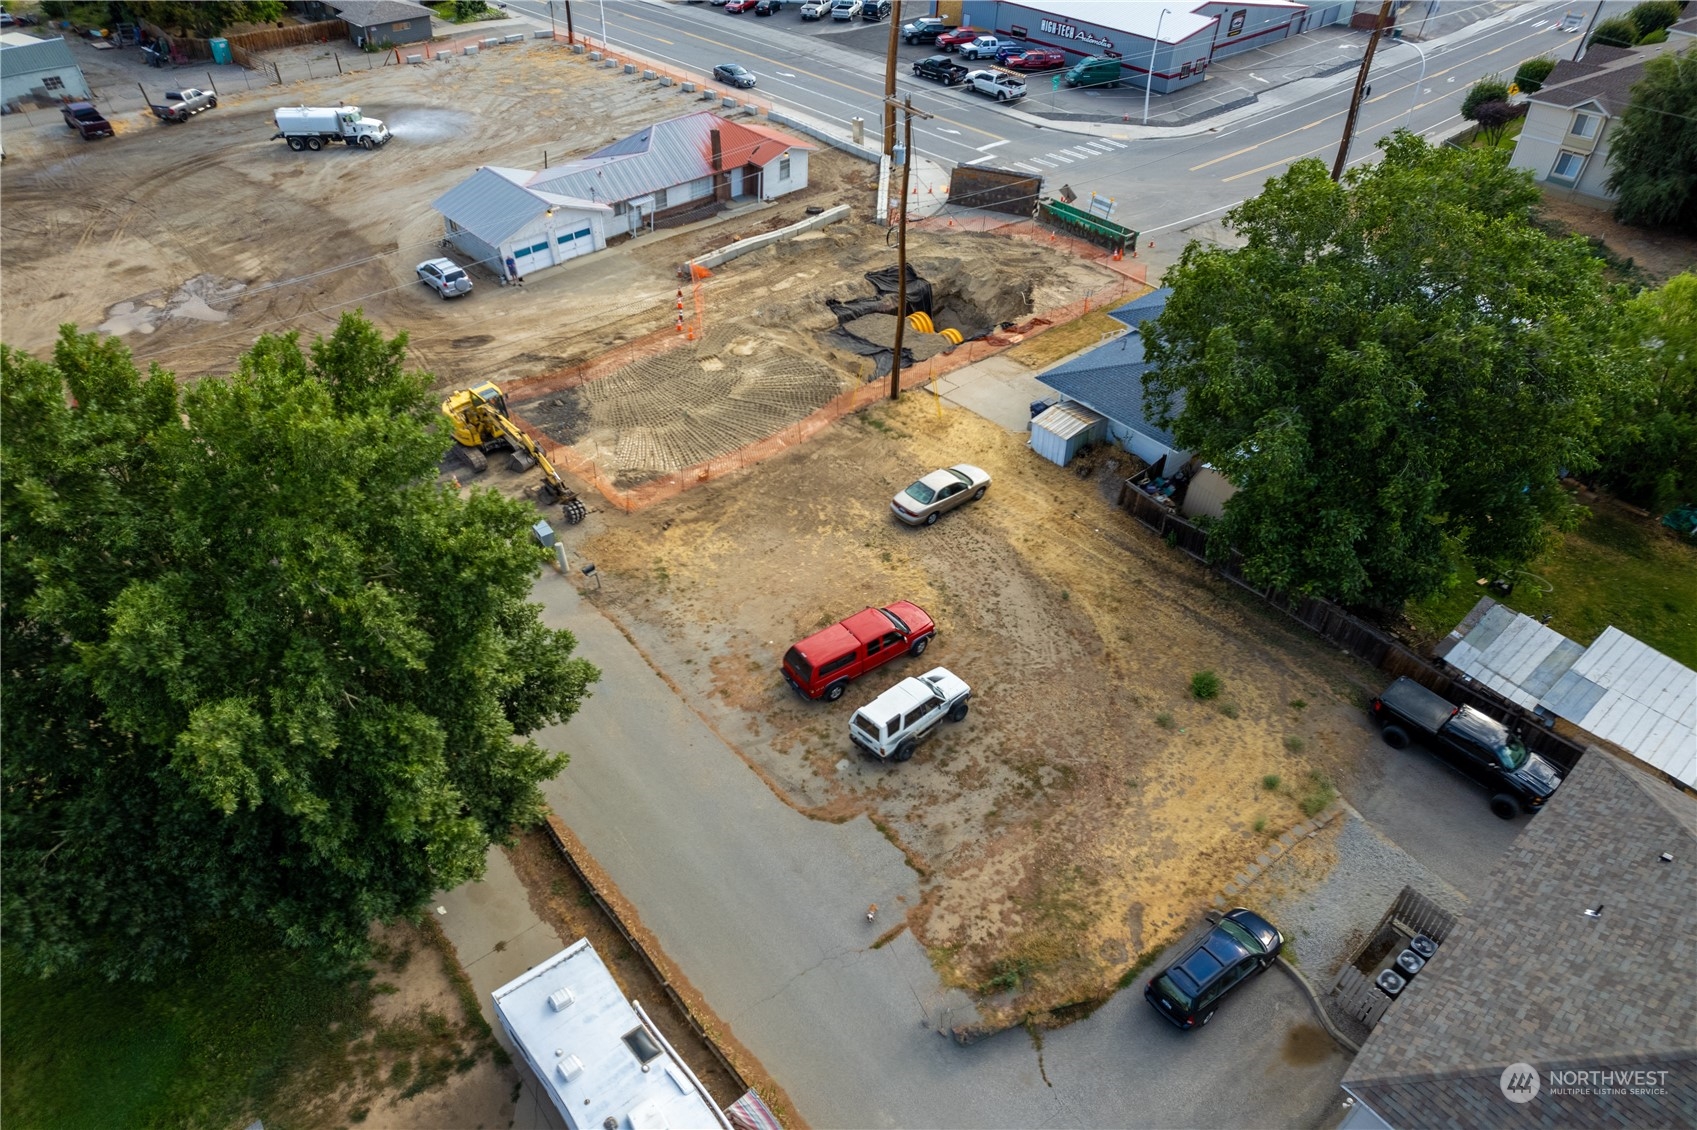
[504,0,1592,259]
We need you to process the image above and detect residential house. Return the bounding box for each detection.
[1507,39,1680,202]
[1033,287,1236,518]
[1340,750,1697,1128]
[328,0,435,47]
[0,33,92,108]
[432,112,815,279]
[526,111,814,235]
[432,166,612,280]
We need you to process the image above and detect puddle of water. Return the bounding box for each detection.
[1280,1022,1336,1066]
[99,300,164,336]
[98,274,246,337]
[383,109,476,142]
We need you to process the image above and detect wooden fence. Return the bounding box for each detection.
[1117,485,1590,772]
[142,18,346,60]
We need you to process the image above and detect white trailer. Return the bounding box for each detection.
[272,105,391,151]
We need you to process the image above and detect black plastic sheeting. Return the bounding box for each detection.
[829,326,911,378]
[826,265,935,325]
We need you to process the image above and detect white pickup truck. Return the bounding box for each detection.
[799,0,828,17]
[963,68,1027,101]
[957,34,1006,60]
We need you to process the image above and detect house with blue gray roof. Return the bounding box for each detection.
[1034,287,1237,519]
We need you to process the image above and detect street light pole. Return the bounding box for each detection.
[1142,8,1171,126]
[1402,40,1427,131]
[598,0,608,48]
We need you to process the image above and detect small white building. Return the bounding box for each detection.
[432,167,612,281]
[491,938,732,1130]
[0,33,92,108]
[432,112,815,280]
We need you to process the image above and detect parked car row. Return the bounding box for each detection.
[714,0,893,18]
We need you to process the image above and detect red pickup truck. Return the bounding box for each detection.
[936,26,987,51]
[783,602,936,701]
[62,102,113,140]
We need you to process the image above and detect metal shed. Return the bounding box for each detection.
[1029,402,1107,467]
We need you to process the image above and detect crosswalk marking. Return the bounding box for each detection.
[1046,151,1076,163]
[1064,147,1098,158]
[1029,158,1057,168]
[1012,162,1043,173]
[1102,138,1129,148]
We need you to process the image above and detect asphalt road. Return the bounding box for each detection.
[503,0,1590,247]
[529,573,1352,1129]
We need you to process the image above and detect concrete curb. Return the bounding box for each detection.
[1211,800,1347,903]
[1274,956,1362,1054]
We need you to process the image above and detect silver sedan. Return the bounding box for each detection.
[891,464,991,526]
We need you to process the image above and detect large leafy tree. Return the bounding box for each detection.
[120,2,287,37]
[1606,48,1697,233]
[1,316,598,980]
[1594,273,1697,512]
[1142,134,1614,607]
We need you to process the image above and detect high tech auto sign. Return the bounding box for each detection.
[1038,17,1112,50]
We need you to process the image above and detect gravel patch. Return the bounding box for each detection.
[1251,804,1469,988]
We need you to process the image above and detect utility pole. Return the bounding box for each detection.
[1574,0,1603,61]
[565,1,575,44]
[883,0,901,158]
[1331,0,1392,182]
[884,94,933,401]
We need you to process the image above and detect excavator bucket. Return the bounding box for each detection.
[508,450,538,472]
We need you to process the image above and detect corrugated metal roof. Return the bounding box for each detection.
[1447,607,1696,788]
[0,33,78,72]
[1032,401,1105,441]
[527,112,811,204]
[431,166,607,248]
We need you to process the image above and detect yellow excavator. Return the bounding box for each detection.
[441,381,587,524]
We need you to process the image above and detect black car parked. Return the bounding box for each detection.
[713,63,758,89]
[1145,908,1283,1030]
[754,0,783,13]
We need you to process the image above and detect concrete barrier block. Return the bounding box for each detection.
[721,97,738,109]
[659,76,674,86]
[504,33,525,43]
[465,44,478,55]
[642,69,656,80]
[573,43,586,54]
[603,58,618,68]
[406,54,423,64]
[482,37,499,47]
[534,29,552,38]
[623,62,636,74]
[701,88,717,100]
[680,80,695,91]
[588,50,601,60]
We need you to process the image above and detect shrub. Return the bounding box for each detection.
[1252,817,1268,834]
[1461,78,1511,120]
[1300,770,1337,817]
[1627,0,1681,37]
[1155,712,1175,730]
[1219,702,1239,719]
[1190,670,1222,700]
[1474,100,1529,146]
[1639,28,1669,43]
[1514,57,1556,93]
[1283,734,1306,752]
[1262,774,1281,790]
[1590,16,1641,47]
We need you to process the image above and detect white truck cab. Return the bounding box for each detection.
[850,667,970,762]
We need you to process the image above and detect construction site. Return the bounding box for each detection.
[1,31,1390,1034]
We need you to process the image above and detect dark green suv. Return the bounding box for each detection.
[1144,908,1283,1029]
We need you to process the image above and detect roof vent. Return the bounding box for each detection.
[558,1054,585,1082]
[1583,904,1605,919]
[1408,934,1438,960]
[549,987,577,1012]
[1660,852,1674,863]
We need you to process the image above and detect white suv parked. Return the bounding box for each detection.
[850,667,970,762]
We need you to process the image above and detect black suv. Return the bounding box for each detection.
[1145,908,1283,1030]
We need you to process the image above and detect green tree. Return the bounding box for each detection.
[1,315,599,980]
[1590,16,1641,47]
[1607,48,1697,232]
[1473,99,1528,147]
[1627,0,1682,38]
[1460,77,1511,120]
[1141,134,1615,607]
[1513,57,1556,93]
[124,1,285,36]
[1594,274,1697,512]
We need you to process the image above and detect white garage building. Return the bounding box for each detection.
[958,0,1351,92]
[432,166,612,281]
[0,32,92,109]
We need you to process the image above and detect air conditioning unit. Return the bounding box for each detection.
[549,986,576,1011]
[1394,949,1426,979]
[1375,969,1407,998]
[1409,934,1438,960]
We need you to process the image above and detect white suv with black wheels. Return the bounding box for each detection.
[850,667,970,762]
[416,258,472,299]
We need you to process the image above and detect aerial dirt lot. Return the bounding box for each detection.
[576,392,1385,1029]
[2,34,1382,1034]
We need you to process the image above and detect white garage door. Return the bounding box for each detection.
[555,226,594,261]
[512,237,554,276]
